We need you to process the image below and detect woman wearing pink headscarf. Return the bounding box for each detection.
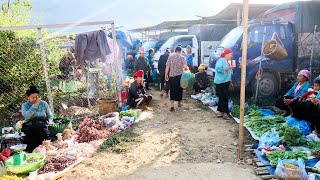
[275,69,311,116]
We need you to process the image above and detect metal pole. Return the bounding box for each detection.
[111,23,122,108]
[238,0,249,160]
[237,9,241,26]
[37,28,54,113]
[255,27,267,102]
[310,25,317,82]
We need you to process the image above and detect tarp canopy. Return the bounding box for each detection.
[263,1,320,33]
[188,24,236,41]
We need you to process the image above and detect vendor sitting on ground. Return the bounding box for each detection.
[291,76,320,134]
[275,69,311,116]
[193,64,209,94]
[21,85,52,152]
[127,70,153,111]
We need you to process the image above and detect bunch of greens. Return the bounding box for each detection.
[119,109,142,119]
[266,150,308,167]
[307,141,320,158]
[245,115,285,137]
[278,125,307,146]
[231,104,259,118]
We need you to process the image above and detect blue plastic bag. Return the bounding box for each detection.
[285,116,312,135]
[258,109,274,117]
[259,129,280,147]
[275,158,307,180]
[180,71,195,90]
[228,100,233,112]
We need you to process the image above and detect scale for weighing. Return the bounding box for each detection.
[10,144,27,165]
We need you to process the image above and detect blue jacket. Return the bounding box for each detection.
[187,54,193,67]
[214,58,231,84]
[285,82,311,98]
[22,100,53,122]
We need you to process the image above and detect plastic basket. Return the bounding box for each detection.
[48,124,68,137]
[5,153,45,174]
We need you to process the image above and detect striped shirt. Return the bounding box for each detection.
[166,53,187,77]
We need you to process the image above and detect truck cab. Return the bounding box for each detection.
[209,20,294,98]
[153,35,199,69]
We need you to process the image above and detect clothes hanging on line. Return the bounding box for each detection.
[75,30,111,65]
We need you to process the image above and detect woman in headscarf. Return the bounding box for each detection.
[275,69,311,116]
[127,70,153,111]
[21,85,52,152]
[165,46,189,111]
[214,48,233,120]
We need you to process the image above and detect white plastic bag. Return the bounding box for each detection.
[275,158,308,180]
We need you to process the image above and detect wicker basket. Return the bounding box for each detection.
[97,98,117,115]
[263,39,288,61]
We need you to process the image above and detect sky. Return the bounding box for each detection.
[29,0,299,32]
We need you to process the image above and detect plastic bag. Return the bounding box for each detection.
[180,71,195,90]
[259,129,280,147]
[285,116,312,135]
[275,158,308,180]
[258,109,275,117]
[228,100,233,112]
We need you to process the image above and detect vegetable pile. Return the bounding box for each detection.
[119,109,141,119]
[38,156,76,174]
[266,150,308,167]
[77,118,113,143]
[245,115,285,137]
[231,104,259,118]
[278,125,307,146]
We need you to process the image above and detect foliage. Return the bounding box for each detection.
[119,109,142,119]
[244,115,285,137]
[278,125,307,146]
[231,104,259,118]
[98,70,117,99]
[266,150,308,167]
[0,0,64,121]
[97,128,140,153]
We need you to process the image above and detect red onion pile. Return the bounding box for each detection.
[38,156,75,174]
[77,118,112,143]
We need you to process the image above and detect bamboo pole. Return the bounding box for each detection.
[309,25,317,82]
[37,28,54,113]
[238,0,249,160]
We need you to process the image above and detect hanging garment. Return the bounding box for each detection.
[75,30,111,65]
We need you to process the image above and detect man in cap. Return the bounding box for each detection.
[127,70,153,111]
[134,48,152,90]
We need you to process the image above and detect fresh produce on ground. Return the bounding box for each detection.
[38,156,75,174]
[77,118,114,143]
[119,109,141,119]
[279,125,307,146]
[306,141,320,158]
[284,163,299,170]
[0,175,23,180]
[245,115,285,137]
[231,104,259,118]
[266,150,308,167]
[306,166,320,174]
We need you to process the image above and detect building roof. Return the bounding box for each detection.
[204,3,277,24]
[130,3,277,33]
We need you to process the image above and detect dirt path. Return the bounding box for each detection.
[62,90,256,180]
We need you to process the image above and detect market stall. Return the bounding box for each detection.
[0,109,142,179]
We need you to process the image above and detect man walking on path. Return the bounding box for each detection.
[158,48,170,97]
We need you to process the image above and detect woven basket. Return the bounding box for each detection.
[97,98,117,115]
[263,39,288,61]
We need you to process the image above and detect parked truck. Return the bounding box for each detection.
[209,1,320,98]
[153,24,236,69]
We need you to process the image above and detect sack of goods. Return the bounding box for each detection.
[180,71,195,90]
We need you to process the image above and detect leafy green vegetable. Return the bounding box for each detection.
[280,126,307,146]
[119,109,142,119]
[245,116,285,137]
[307,141,320,158]
[231,104,259,118]
[266,150,308,167]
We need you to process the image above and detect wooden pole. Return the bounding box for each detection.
[238,0,249,160]
[111,23,122,108]
[37,28,54,113]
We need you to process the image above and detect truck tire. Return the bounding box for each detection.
[251,72,279,99]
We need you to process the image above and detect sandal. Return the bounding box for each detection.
[223,114,231,120]
[170,107,175,112]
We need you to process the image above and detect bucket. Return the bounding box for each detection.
[97,98,117,115]
[263,39,288,61]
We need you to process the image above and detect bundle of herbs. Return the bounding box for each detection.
[266,150,308,167]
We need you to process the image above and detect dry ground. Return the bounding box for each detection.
[62,89,257,180]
